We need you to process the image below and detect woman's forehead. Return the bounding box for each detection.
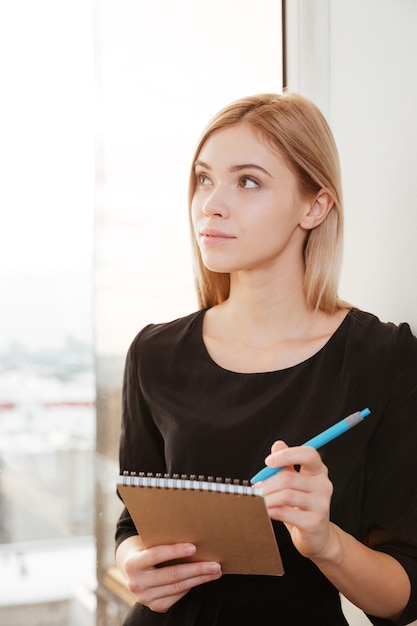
[196,123,286,167]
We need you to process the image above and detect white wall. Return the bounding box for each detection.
[286,0,417,333]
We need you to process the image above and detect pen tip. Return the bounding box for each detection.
[360,408,371,418]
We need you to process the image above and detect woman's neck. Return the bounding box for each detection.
[225,268,314,346]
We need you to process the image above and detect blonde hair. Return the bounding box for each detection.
[188,92,347,313]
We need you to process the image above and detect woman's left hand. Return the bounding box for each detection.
[261,440,336,561]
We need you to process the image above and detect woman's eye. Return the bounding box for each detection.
[238,176,259,189]
[196,173,212,186]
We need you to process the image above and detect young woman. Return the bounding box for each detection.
[115,93,417,625]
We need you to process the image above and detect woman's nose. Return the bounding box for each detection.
[201,185,230,218]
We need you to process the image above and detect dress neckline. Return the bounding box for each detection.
[196,308,352,375]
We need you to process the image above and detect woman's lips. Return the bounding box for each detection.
[200,229,235,245]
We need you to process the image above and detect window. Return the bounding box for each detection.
[0,2,95,625]
[0,2,283,624]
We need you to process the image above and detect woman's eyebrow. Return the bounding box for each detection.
[230,163,273,177]
[194,159,272,177]
[194,159,211,170]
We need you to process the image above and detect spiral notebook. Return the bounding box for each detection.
[117,472,284,576]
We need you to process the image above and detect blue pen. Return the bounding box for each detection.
[250,408,371,484]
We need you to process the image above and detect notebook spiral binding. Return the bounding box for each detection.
[121,471,257,495]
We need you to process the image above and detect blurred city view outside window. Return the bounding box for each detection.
[0,342,96,625]
[0,1,282,625]
[0,1,96,625]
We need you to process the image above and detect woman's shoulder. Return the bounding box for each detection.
[349,307,414,336]
[347,308,417,364]
[127,309,205,355]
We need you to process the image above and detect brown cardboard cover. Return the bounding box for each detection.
[118,481,284,576]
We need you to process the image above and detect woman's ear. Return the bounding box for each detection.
[300,190,334,230]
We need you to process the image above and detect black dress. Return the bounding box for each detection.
[116,308,417,626]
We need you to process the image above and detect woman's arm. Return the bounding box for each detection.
[262,441,410,622]
[117,334,223,612]
[312,522,410,622]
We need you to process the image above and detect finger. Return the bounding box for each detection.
[149,560,222,590]
[268,505,327,533]
[265,445,324,475]
[151,560,221,594]
[265,484,332,512]
[261,467,318,495]
[132,543,197,570]
[130,560,222,610]
[144,564,222,613]
[270,439,288,454]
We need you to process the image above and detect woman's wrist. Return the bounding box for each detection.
[309,523,410,620]
[310,522,344,567]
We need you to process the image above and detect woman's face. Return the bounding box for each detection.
[191,123,312,277]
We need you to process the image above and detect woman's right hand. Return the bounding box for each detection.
[117,536,222,613]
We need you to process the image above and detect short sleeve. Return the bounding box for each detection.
[362,324,417,625]
[115,328,166,549]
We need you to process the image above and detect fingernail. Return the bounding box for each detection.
[209,563,221,574]
[184,544,196,555]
